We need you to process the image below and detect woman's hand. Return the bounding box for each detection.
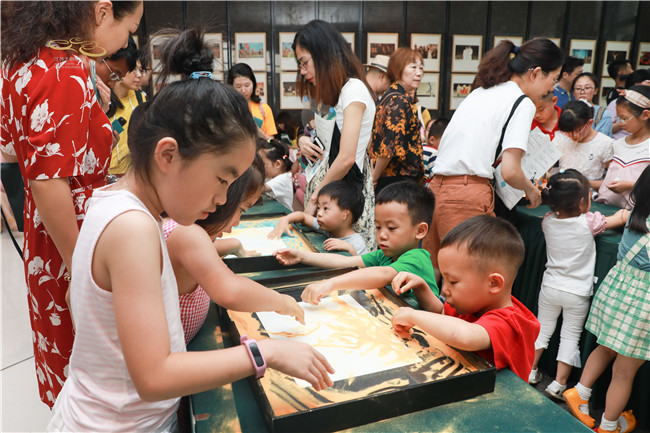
[606,179,634,194]
[298,135,324,164]
[96,77,111,113]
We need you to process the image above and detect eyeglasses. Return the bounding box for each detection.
[616,111,642,125]
[134,68,145,76]
[102,59,123,82]
[297,56,312,71]
[574,86,595,93]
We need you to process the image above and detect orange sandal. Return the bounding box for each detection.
[563,388,595,428]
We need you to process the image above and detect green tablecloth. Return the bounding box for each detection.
[187,303,591,433]
[513,203,650,428]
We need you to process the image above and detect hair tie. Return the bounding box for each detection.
[624,89,650,109]
[282,154,288,159]
[578,98,593,108]
[509,45,519,60]
[189,71,213,80]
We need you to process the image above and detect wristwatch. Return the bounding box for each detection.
[241,335,266,379]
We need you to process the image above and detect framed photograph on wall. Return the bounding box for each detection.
[132,35,139,48]
[599,77,616,107]
[367,33,398,64]
[235,32,266,71]
[150,34,174,73]
[493,36,522,49]
[416,73,439,110]
[205,33,224,72]
[279,32,297,70]
[341,32,355,53]
[280,71,305,110]
[152,73,182,96]
[602,41,631,74]
[452,35,482,73]
[410,34,441,72]
[636,42,650,70]
[254,72,267,105]
[450,74,475,110]
[534,37,561,48]
[570,39,597,73]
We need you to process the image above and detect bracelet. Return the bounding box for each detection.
[241,335,266,379]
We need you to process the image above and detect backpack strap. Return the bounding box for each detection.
[259,102,266,122]
[493,94,529,168]
[595,106,605,126]
[134,89,144,105]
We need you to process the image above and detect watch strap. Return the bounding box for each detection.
[241,335,267,379]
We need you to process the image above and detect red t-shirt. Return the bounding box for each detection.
[443,295,540,381]
[531,105,561,140]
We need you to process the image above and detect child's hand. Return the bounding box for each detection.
[323,238,354,254]
[392,271,429,295]
[391,307,416,338]
[243,249,262,257]
[301,280,333,305]
[275,294,305,325]
[259,339,334,391]
[606,179,633,194]
[268,217,294,239]
[273,248,302,266]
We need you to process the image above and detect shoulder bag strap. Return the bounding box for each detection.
[595,106,605,125]
[621,219,650,265]
[493,94,529,168]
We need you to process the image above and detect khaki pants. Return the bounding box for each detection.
[422,174,495,269]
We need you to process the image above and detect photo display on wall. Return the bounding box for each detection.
[417,73,439,110]
[254,72,267,105]
[367,33,399,65]
[602,41,631,75]
[280,71,306,109]
[450,73,475,110]
[570,39,597,74]
[204,33,224,73]
[599,77,616,107]
[341,32,356,53]
[493,36,522,49]
[637,42,650,70]
[235,32,266,71]
[279,32,297,71]
[411,33,441,72]
[452,35,482,73]
[150,34,174,73]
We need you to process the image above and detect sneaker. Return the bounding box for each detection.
[544,381,567,400]
[528,368,542,385]
[564,387,595,428]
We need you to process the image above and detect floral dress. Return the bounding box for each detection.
[1,46,112,406]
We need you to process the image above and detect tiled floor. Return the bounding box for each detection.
[2,229,52,431]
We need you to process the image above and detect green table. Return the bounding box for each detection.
[187,303,592,433]
[513,203,650,429]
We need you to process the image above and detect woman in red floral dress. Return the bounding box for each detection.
[0,1,143,407]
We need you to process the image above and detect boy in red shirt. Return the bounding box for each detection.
[391,215,540,381]
[531,91,561,140]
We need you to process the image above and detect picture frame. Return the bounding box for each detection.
[280,71,306,110]
[636,42,650,70]
[452,35,482,73]
[204,33,224,73]
[235,32,266,71]
[279,32,297,70]
[152,73,182,96]
[602,41,631,74]
[570,39,597,73]
[416,73,439,110]
[450,74,475,110]
[367,33,399,64]
[253,72,267,105]
[149,34,174,73]
[493,36,522,49]
[599,77,616,107]
[410,33,441,72]
[131,35,138,48]
[341,32,356,53]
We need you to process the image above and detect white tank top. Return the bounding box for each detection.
[49,189,185,431]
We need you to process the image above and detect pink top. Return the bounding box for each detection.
[163,219,212,344]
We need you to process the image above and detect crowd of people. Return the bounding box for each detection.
[1,2,649,432]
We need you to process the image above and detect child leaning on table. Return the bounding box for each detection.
[390,215,540,382]
[268,180,368,255]
[274,180,439,306]
[528,169,628,399]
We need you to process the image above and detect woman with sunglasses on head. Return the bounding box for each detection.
[572,72,613,137]
[553,100,614,186]
[292,20,377,249]
[595,85,650,209]
[1,0,143,407]
[422,38,564,275]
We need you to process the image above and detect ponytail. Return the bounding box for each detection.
[473,38,564,90]
[260,138,292,172]
[558,100,594,132]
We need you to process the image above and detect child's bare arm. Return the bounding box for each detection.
[301,266,397,305]
[213,237,251,257]
[268,211,315,239]
[274,248,364,268]
[605,209,630,230]
[589,179,603,191]
[391,272,443,313]
[104,215,332,399]
[392,307,491,352]
[323,238,357,255]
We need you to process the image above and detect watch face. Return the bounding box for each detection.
[250,343,264,367]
